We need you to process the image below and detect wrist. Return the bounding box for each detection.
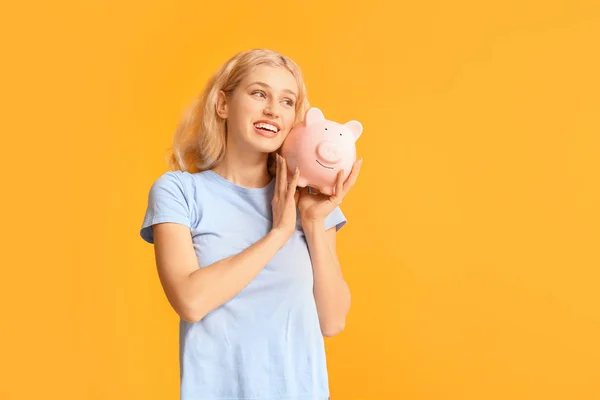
[301,217,325,234]
[268,227,292,246]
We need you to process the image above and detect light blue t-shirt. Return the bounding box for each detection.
[140,169,346,400]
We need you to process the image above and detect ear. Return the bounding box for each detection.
[344,120,363,140]
[305,107,325,125]
[215,90,228,119]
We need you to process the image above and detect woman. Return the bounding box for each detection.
[140,48,362,400]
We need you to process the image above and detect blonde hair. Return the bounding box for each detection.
[166,49,310,175]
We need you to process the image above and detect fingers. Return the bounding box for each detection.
[342,159,362,194]
[287,166,300,202]
[279,156,288,199]
[275,154,298,205]
[273,154,282,201]
[275,154,287,200]
[335,169,344,197]
[329,159,362,205]
[329,169,344,205]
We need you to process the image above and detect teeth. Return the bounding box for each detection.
[254,122,278,133]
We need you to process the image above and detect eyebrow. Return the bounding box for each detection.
[246,81,298,99]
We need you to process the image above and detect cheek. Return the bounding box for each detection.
[242,103,259,120]
[285,109,297,126]
[232,98,258,120]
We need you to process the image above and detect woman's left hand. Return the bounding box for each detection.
[297,158,363,224]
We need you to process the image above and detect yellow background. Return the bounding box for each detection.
[2,0,599,399]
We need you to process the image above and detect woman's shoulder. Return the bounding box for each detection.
[150,169,203,190]
[145,170,207,209]
[156,169,193,182]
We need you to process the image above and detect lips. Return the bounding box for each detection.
[253,120,280,131]
[254,125,278,138]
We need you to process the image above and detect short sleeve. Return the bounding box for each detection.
[324,206,347,231]
[140,172,192,244]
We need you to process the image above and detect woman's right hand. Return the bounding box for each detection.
[271,153,300,239]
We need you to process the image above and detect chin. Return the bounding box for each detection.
[248,130,286,154]
[253,139,284,154]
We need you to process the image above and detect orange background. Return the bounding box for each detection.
[2,0,600,399]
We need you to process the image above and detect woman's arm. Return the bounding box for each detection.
[302,221,351,337]
[296,158,362,337]
[152,223,290,323]
[152,155,300,323]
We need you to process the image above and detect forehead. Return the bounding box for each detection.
[241,64,298,95]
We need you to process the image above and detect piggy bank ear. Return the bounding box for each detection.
[305,107,325,126]
[344,120,363,140]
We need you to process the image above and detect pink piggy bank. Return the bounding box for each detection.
[281,107,363,196]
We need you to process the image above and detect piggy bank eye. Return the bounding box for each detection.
[339,133,342,136]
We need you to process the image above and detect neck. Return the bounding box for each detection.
[211,142,272,188]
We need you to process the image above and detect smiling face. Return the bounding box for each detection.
[216,64,299,155]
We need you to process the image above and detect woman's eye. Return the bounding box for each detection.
[283,99,294,106]
[252,91,266,98]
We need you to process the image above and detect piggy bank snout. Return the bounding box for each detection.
[316,141,341,163]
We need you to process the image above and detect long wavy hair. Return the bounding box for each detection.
[165,49,310,176]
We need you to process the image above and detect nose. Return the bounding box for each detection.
[317,141,340,163]
[263,101,280,118]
